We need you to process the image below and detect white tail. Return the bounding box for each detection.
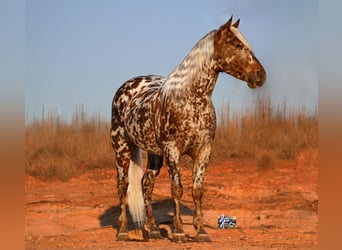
[127,147,145,227]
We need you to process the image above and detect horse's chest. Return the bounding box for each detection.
[158,99,216,148]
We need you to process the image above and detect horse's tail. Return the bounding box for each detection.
[127,147,145,227]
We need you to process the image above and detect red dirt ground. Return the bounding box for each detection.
[25,150,318,249]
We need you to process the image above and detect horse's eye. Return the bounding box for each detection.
[235,44,243,49]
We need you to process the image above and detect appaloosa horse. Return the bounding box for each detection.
[110,16,266,242]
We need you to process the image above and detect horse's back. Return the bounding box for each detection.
[112,75,165,121]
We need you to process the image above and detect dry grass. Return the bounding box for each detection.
[212,97,317,167]
[25,105,115,181]
[25,98,317,181]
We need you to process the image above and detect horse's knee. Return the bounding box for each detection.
[168,166,183,198]
[171,181,183,199]
[192,185,203,200]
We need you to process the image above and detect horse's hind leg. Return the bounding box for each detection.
[110,124,131,241]
[192,143,212,242]
[142,153,163,239]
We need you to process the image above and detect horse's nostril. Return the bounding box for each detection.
[256,69,266,83]
[247,69,266,88]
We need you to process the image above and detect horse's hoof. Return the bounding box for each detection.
[172,232,187,243]
[149,230,162,239]
[194,233,211,242]
[117,232,130,241]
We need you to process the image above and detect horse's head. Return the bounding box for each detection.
[213,16,266,88]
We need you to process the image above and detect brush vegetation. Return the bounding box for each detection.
[25,98,317,181]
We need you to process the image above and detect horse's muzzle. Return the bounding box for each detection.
[247,69,266,89]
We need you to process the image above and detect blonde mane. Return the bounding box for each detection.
[161,31,215,101]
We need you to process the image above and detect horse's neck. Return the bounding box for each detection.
[161,31,218,100]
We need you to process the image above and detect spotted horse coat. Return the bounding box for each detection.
[110,16,266,242]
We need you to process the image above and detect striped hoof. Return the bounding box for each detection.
[172,232,187,243]
[194,232,211,242]
[149,230,162,239]
[117,232,130,241]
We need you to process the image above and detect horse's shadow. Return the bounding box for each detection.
[98,198,193,238]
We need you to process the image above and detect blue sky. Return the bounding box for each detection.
[25,0,317,123]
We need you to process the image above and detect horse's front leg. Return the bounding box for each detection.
[192,143,212,242]
[142,153,163,239]
[165,146,187,242]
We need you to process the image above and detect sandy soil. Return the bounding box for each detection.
[25,150,318,249]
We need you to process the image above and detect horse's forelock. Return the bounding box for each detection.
[230,26,253,52]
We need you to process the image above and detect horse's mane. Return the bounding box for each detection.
[160,30,216,102]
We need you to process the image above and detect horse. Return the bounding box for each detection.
[110,16,266,242]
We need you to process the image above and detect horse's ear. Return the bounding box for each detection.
[225,16,233,28]
[216,16,233,40]
[232,18,240,28]
[218,16,233,33]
